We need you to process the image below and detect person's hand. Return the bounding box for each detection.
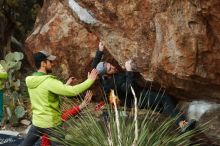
[99,42,104,51]
[125,60,133,71]
[88,69,98,81]
[66,77,77,85]
[79,90,93,109]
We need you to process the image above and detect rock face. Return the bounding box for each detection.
[199,107,220,145]
[25,0,99,81]
[25,0,220,101]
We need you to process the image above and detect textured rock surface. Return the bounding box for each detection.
[199,107,220,145]
[25,0,99,81]
[25,0,220,101]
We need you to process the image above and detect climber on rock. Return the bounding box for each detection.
[92,41,196,133]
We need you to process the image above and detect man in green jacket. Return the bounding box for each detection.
[0,64,8,125]
[20,50,98,146]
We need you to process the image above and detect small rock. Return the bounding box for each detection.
[20,119,31,126]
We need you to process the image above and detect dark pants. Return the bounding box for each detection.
[137,89,186,125]
[19,124,64,146]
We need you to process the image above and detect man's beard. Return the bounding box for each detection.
[46,68,52,74]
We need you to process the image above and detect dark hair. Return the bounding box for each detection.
[33,52,47,69]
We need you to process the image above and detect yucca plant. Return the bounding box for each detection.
[51,87,203,146]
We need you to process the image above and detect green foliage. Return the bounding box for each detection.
[15,105,26,118]
[52,104,202,146]
[51,86,206,146]
[6,0,18,7]
[1,52,26,123]
[0,52,24,71]
[1,52,23,91]
[0,0,41,58]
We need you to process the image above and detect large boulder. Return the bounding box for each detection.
[25,0,220,102]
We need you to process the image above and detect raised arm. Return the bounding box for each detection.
[92,42,104,68]
[47,69,98,96]
[120,60,136,94]
[61,90,93,121]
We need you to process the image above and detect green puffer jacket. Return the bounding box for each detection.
[26,72,94,128]
[0,64,8,90]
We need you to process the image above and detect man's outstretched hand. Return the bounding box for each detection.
[88,69,98,81]
[80,90,93,109]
